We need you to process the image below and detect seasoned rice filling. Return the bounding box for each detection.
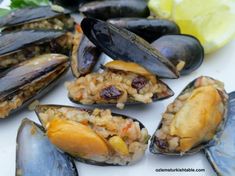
[66,69,169,109]
[155,76,227,153]
[0,33,73,69]
[4,15,74,32]
[39,107,149,165]
[0,66,65,118]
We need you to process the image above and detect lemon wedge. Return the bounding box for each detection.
[148,0,235,53]
[148,0,173,18]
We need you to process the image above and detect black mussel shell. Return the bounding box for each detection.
[81,17,179,79]
[71,33,101,78]
[0,54,69,119]
[50,0,98,9]
[205,91,235,176]
[151,35,204,75]
[50,0,81,8]
[0,30,65,57]
[35,104,147,166]
[150,76,228,156]
[107,18,180,43]
[16,118,78,176]
[79,0,150,20]
[0,6,71,30]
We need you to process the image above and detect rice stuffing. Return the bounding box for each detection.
[66,68,170,109]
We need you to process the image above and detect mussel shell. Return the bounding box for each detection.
[0,6,71,30]
[81,17,179,79]
[107,18,180,43]
[0,54,69,118]
[0,30,65,57]
[151,35,204,75]
[50,0,81,8]
[35,104,147,166]
[149,76,228,156]
[79,0,150,20]
[71,34,101,78]
[205,91,235,176]
[50,0,98,9]
[16,118,78,176]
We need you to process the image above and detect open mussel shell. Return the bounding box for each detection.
[0,6,73,31]
[107,18,180,43]
[0,30,65,57]
[79,0,150,21]
[0,30,72,70]
[16,118,78,176]
[81,17,179,79]
[151,35,204,75]
[71,29,101,78]
[35,104,149,166]
[0,54,69,119]
[150,76,228,156]
[205,91,235,176]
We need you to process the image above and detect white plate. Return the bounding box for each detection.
[0,1,235,175]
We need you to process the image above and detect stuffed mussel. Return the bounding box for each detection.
[150,76,228,155]
[0,54,69,119]
[107,18,180,43]
[81,17,179,79]
[0,30,73,70]
[79,0,150,21]
[205,91,235,176]
[16,118,78,176]
[67,60,173,109]
[35,105,150,166]
[71,25,100,78]
[0,6,74,32]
